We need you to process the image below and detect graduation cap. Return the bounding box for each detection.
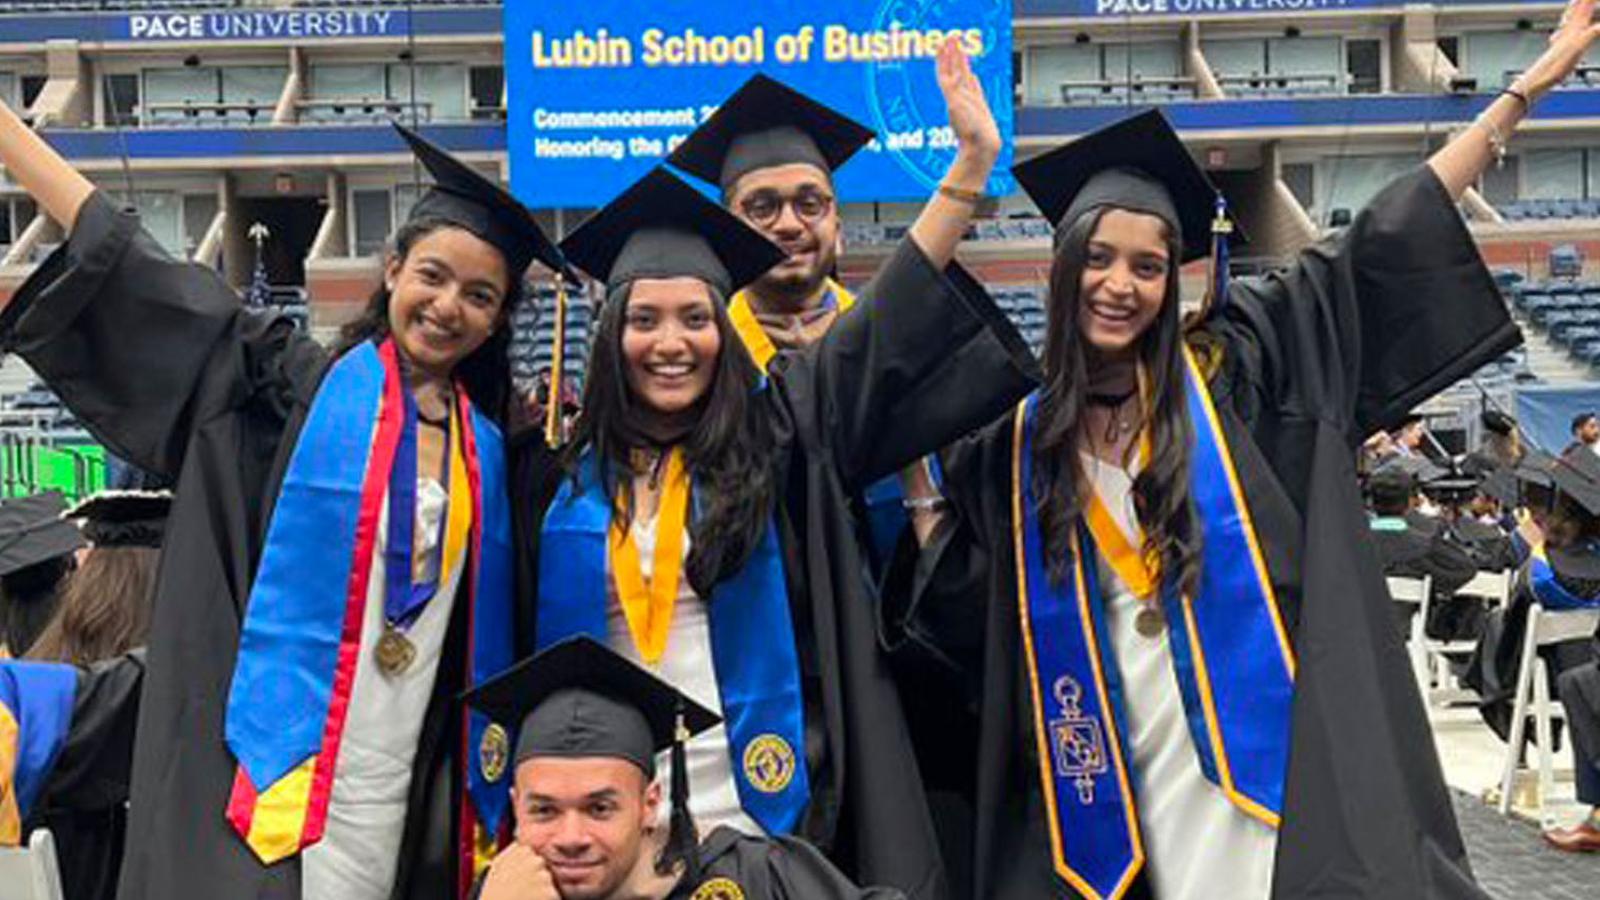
[463,636,719,879]
[560,168,787,296]
[1373,454,1447,486]
[65,490,171,548]
[0,492,85,577]
[1012,110,1238,264]
[1479,467,1519,508]
[667,74,876,193]
[394,124,574,283]
[1481,409,1516,437]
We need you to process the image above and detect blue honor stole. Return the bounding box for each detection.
[222,339,515,865]
[537,450,810,834]
[1011,349,1296,899]
[0,660,77,845]
[1529,545,1600,611]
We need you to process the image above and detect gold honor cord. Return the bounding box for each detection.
[609,447,690,664]
[544,278,570,447]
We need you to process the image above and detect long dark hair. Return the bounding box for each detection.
[333,217,522,423]
[1032,206,1202,597]
[0,556,73,656]
[28,547,158,665]
[567,281,775,596]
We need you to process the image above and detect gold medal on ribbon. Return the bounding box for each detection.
[1134,604,1167,638]
[375,625,416,677]
[609,447,690,665]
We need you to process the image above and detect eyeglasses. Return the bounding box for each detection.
[738,188,835,228]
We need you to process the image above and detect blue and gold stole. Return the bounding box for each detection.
[0,660,76,845]
[537,449,810,834]
[1012,349,1296,900]
[1529,544,1600,611]
[222,338,515,869]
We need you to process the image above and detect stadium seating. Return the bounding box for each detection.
[1497,198,1600,221]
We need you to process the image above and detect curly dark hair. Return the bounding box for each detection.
[333,217,523,424]
[1031,206,1203,598]
[566,281,776,596]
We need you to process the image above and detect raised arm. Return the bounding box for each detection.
[1429,0,1600,199]
[0,98,95,235]
[905,36,1001,269]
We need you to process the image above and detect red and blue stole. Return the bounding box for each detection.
[222,339,515,869]
[537,449,811,834]
[0,660,76,846]
[1011,349,1296,900]
[1529,545,1600,611]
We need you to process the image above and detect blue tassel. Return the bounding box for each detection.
[1208,192,1233,314]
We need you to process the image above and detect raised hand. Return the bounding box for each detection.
[936,35,1001,166]
[1517,0,1600,98]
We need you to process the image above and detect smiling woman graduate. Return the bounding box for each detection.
[511,42,1039,900]
[0,96,566,899]
[885,6,1600,896]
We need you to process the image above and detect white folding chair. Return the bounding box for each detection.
[0,828,66,900]
[1425,569,1512,706]
[1386,574,1433,701]
[1496,603,1600,820]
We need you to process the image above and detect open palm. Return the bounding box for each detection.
[937,36,1001,163]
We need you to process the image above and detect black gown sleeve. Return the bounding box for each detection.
[1211,166,1520,443]
[763,834,908,899]
[33,650,145,815]
[0,191,326,478]
[767,238,1039,491]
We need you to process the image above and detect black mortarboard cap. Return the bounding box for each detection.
[65,490,171,549]
[561,168,786,296]
[1480,467,1519,507]
[667,74,876,193]
[1481,409,1516,437]
[1374,454,1447,486]
[462,636,718,776]
[1012,110,1233,264]
[1551,450,1600,518]
[0,492,85,576]
[394,124,573,283]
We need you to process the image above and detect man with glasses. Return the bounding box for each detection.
[668,75,945,572]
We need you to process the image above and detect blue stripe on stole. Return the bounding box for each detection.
[1017,394,1143,899]
[0,661,77,819]
[225,341,386,789]
[1530,547,1600,611]
[537,452,810,834]
[466,405,515,834]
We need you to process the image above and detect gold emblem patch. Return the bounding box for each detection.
[479,723,509,783]
[691,877,745,900]
[742,734,796,794]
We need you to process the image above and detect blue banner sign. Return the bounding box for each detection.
[505,0,1015,208]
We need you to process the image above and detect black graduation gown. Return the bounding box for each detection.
[512,239,1041,900]
[23,651,144,900]
[467,827,906,900]
[1464,560,1597,744]
[0,191,489,900]
[887,167,1519,899]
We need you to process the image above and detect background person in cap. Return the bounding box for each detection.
[1564,411,1600,460]
[29,491,171,666]
[1391,412,1432,459]
[1365,460,1478,641]
[1464,408,1524,476]
[514,39,1035,900]
[0,491,85,658]
[464,637,901,900]
[0,93,568,899]
[1464,450,1600,800]
[885,4,1599,895]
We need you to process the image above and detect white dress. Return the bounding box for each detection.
[1083,453,1277,900]
[301,476,462,900]
[604,509,767,837]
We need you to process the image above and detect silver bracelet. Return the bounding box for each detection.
[902,495,949,513]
